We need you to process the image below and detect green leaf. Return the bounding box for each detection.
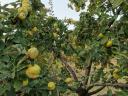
[110,0,124,8]
[13,80,22,92]
[0,71,12,80]
[40,90,49,96]
[107,89,113,96]
[0,55,10,63]
[57,85,67,93]
[0,40,5,50]
[0,83,11,95]
[100,37,108,45]
[6,84,16,96]
[116,90,128,96]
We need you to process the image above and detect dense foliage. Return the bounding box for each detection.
[0,0,128,96]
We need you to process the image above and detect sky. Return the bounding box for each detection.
[0,0,83,20]
[0,0,89,30]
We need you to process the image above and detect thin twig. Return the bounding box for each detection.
[106,7,121,30]
[17,56,27,65]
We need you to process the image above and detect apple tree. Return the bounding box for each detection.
[0,0,128,96]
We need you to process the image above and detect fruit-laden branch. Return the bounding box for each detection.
[60,55,78,81]
[86,4,123,96]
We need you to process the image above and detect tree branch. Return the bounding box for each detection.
[60,55,78,81]
[87,83,128,95]
[89,83,128,88]
[87,85,94,91]
[76,85,90,96]
[89,86,105,95]
[84,55,92,85]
